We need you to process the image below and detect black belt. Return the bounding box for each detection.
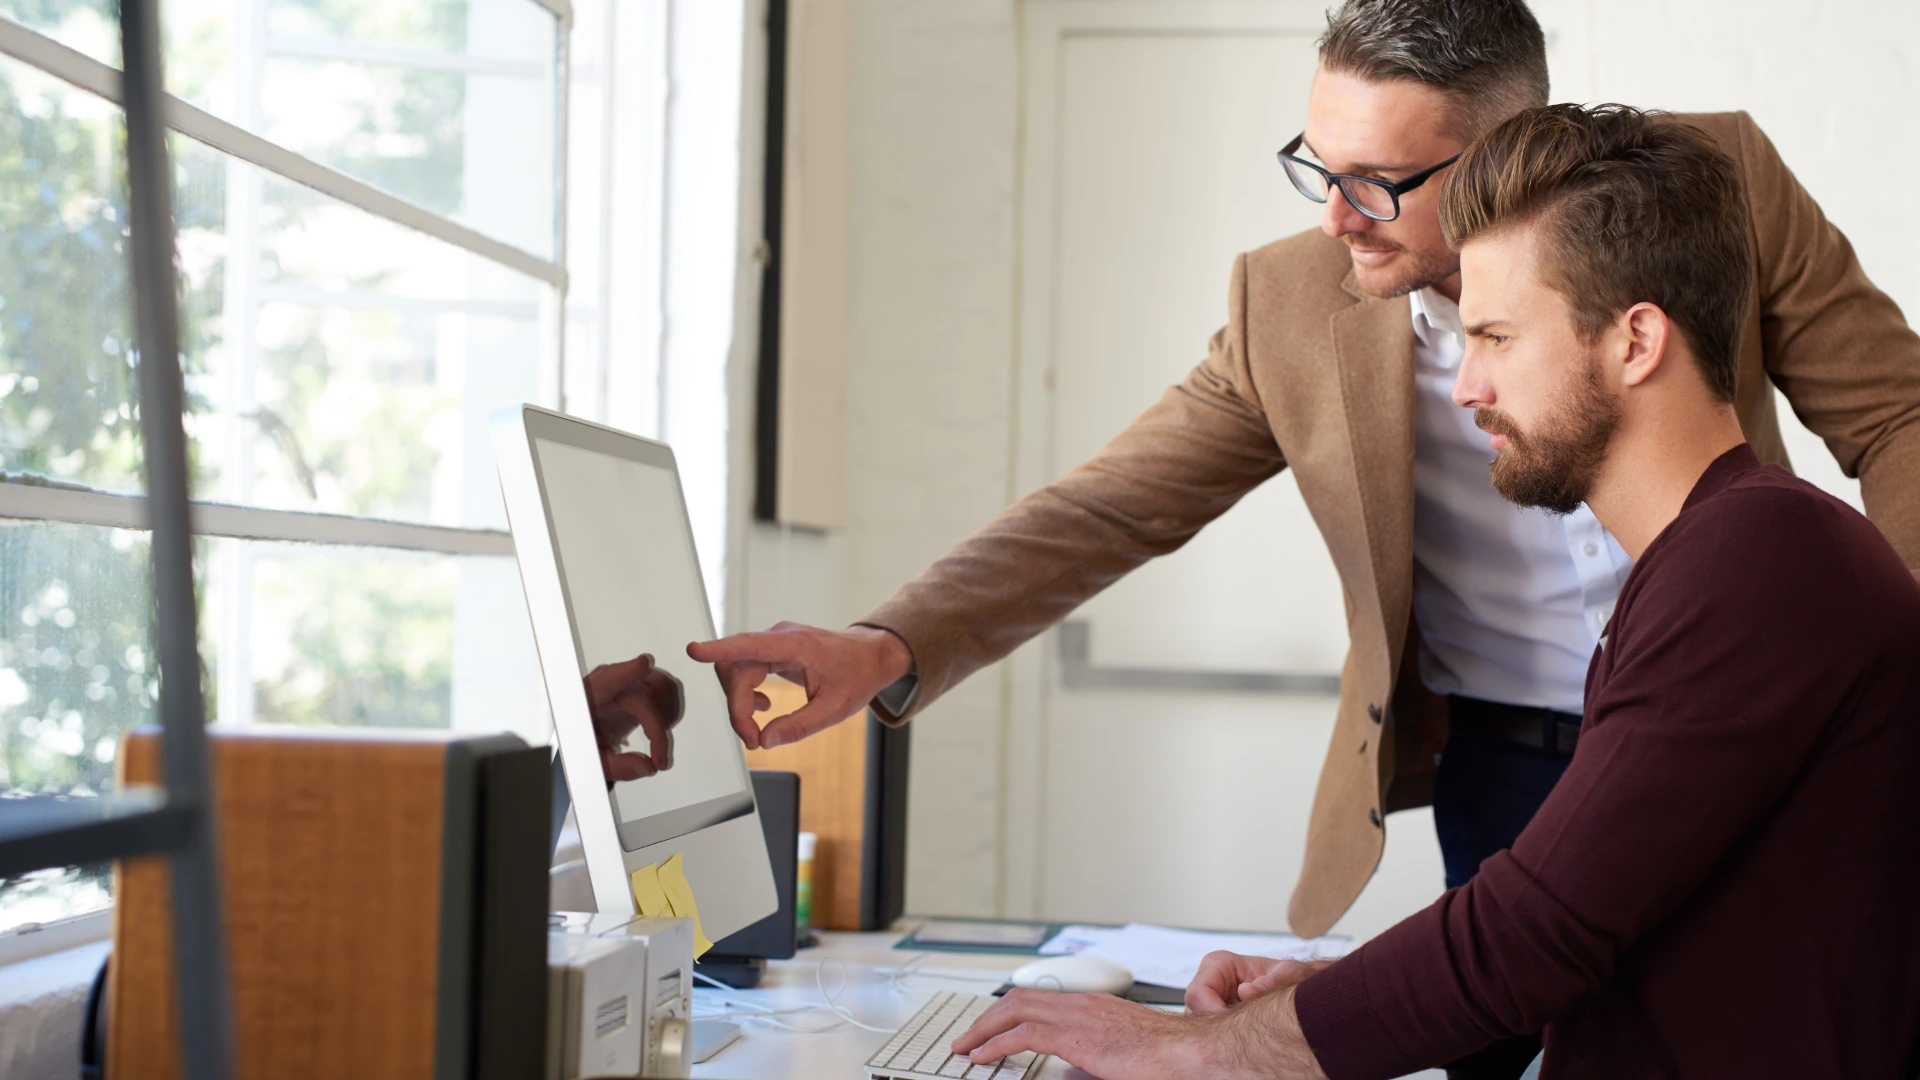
[1448,695,1581,757]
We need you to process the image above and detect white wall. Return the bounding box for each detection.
[731,0,1920,929]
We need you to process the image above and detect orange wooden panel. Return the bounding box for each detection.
[111,728,453,1080]
[742,677,870,930]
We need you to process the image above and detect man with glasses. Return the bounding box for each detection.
[689,4,1920,1075]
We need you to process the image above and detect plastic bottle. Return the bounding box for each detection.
[795,831,817,931]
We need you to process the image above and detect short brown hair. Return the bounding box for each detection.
[1439,104,1753,401]
[1318,0,1549,138]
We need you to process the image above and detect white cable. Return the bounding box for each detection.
[691,955,1002,1039]
[815,957,900,1033]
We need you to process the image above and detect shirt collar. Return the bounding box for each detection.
[1408,285,1464,347]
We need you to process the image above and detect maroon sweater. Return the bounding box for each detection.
[1295,446,1920,1078]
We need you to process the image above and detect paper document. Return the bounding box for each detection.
[1039,923,1353,989]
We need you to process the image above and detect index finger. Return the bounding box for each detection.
[1184,979,1231,1015]
[950,992,1046,1055]
[686,632,808,666]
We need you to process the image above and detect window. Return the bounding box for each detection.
[0,0,621,934]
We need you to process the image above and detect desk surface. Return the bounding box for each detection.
[692,928,1444,1080]
[692,928,1094,1080]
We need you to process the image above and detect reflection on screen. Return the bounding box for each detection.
[536,438,752,850]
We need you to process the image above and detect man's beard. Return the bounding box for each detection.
[1475,353,1620,515]
[1344,237,1458,299]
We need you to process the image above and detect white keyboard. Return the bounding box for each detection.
[861,991,1043,1080]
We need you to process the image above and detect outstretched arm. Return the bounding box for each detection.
[693,253,1286,746]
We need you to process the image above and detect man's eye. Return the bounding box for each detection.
[1487,334,1508,345]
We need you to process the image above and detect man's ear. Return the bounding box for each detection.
[1619,302,1671,388]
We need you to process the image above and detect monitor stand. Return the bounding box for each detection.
[549,753,571,862]
[693,955,766,989]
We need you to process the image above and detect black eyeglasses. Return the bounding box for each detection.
[1278,133,1460,222]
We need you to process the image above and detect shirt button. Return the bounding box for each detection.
[1369,809,1382,828]
[1583,542,1599,557]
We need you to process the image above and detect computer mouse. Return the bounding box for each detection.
[1009,955,1134,995]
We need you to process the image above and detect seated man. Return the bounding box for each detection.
[953,103,1920,1079]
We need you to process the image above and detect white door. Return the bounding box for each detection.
[1004,0,1444,942]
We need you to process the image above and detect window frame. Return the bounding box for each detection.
[0,0,582,943]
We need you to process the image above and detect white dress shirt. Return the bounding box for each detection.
[1407,286,1634,713]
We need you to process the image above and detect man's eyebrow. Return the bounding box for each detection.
[1298,137,1420,177]
[1463,320,1512,336]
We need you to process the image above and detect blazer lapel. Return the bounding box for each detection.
[1330,272,1418,673]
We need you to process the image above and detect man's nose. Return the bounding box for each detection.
[1452,348,1491,409]
[1319,184,1371,239]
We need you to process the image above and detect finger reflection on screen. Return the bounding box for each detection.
[585,653,685,783]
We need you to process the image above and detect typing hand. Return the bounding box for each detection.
[1186,953,1336,1015]
[686,622,912,750]
[583,653,685,782]
[950,986,1328,1080]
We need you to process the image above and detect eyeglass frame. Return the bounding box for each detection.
[1277,133,1461,222]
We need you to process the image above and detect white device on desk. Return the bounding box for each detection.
[494,405,777,939]
[1009,956,1133,995]
[548,912,697,1079]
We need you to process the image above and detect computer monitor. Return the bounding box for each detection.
[492,404,777,942]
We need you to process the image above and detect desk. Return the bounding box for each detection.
[692,929,1444,1080]
[692,929,1095,1080]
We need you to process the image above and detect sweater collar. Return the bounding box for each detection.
[1682,443,1762,512]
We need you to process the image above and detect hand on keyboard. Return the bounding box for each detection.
[948,986,1331,1080]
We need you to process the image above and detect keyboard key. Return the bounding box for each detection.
[939,1055,974,1077]
[965,1063,1002,1080]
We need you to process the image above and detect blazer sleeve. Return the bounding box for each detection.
[1737,111,1920,566]
[855,252,1286,721]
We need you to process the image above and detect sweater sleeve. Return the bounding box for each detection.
[1294,489,1864,1078]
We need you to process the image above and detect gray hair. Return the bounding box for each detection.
[1318,0,1549,138]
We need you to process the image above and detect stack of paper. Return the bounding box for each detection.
[1038,923,1354,989]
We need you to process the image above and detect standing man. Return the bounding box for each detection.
[690,2,1920,1071]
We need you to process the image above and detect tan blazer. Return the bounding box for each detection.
[860,111,1920,937]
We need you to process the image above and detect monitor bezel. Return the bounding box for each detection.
[493,404,776,935]
[518,414,753,851]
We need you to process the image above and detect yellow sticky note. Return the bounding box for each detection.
[630,863,672,918]
[656,852,714,958]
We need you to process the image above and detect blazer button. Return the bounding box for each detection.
[1367,703,1382,724]
[1369,808,1382,827]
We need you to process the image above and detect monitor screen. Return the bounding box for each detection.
[533,437,753,850]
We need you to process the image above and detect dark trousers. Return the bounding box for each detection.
[1430,705,1576,1080]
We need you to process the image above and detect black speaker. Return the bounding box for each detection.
[700,771,800,987]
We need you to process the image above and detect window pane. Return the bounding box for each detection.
[0,54,552,526]
[0,517,154,934]
[0,0,558,257]
[215,538,459,728]
[0,521,156,798]
[232,169,549,529]
[262,0,552,65]
[0,519,545,931]
[0,56,139,494]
